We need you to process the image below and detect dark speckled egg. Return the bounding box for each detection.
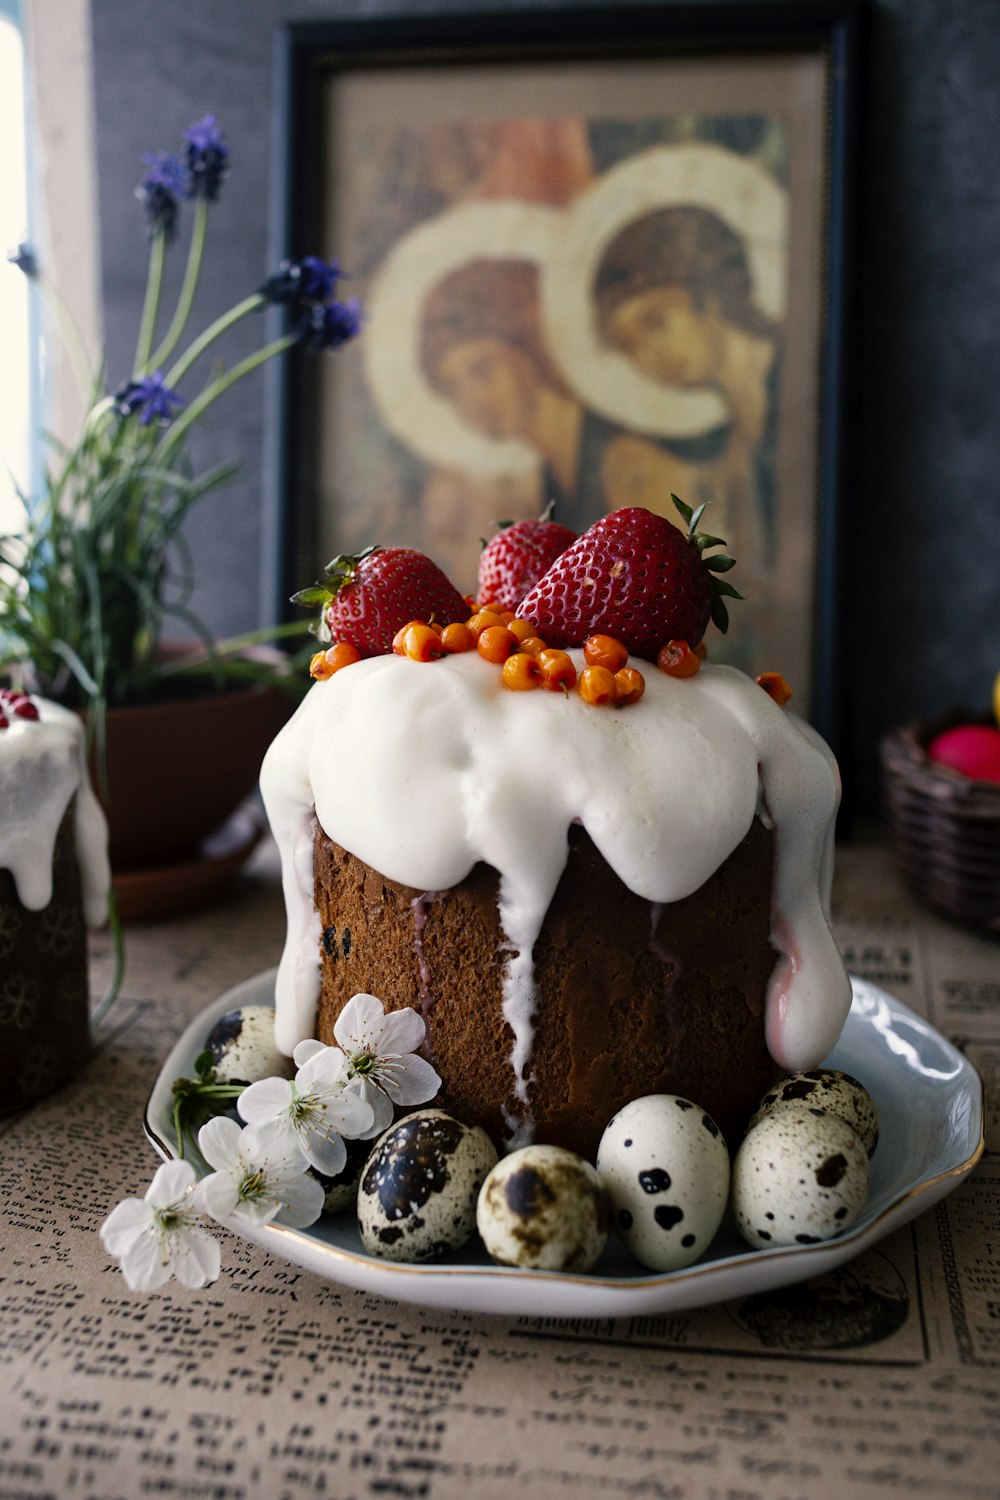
[476,1145,611,1272]
[748,1068,880,1157]
[357,1108,498,1261]
[204,1006,293,1085]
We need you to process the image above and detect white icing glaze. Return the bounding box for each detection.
[0,698,111,926]
[260,652,851,1104]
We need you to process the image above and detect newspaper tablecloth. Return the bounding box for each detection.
[1,833,997,1500]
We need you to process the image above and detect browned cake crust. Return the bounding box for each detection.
[315,819,782,1159]
[0,802,90,1112]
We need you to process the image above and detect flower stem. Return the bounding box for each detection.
[165,293,265,389]
[134,231,166,375]
[155,332,297,464]
[35,275,95,402]
[149,198,208,371]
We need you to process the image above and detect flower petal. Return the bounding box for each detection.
[170,1227,222,1289]
[297,1045,350,1092]
[120,1229,173,1292]
[303,1132,347,1178]
[237,1076,294,1126]
[293,1038,326,1067]
[377,1006,428,1057]
[383,1053,441,1107]
[274,1171,326,1228]
[347,1076,394,1138]
[333,993,385,1051]
[100,1197,152,1257]
[144,1159,198,1209]
[197,1115,243,1172]
[196,1170,241,1225]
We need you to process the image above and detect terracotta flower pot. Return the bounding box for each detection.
[96,674,295,872]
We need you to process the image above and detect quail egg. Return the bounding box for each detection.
[204,1006,293,1085]
[314,1135,372,1215]
[476,1145,611,1272]
[732,1104,871,1249]
[357,1108,497,1261]
[749,1069,879,1156]
[596,1094,730,1271]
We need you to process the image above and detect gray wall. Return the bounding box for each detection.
[89,0,1000,810]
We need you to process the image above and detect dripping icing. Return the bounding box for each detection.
[259,651,852,1082]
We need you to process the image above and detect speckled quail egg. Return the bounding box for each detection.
[314,1136,372,1215]
[749,1069,879,1157]
[476,1145,611,1272]
[357,1108,497,1261]
[596,1095,730,1272]
[732,1104,871,1249]
[204,1006,293,1085]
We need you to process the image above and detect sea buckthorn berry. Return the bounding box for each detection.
[324,641,361,675]
[578,664,616,706]
[393,620,425,655]
[427,619,444,635]
[310,650,335,681]
[695,639,708,661]
[507,617,536,644]
[500,610,516,625]
[657,639,701,679]
[403,623,445,662]
[756,671,793,706]
[477,625,518,664]
[467,609,506,639]
[537,649,577,693]
[501,652,543,691]
[614,667,646,706]
[519,636,549,658]
[440,622,475,654]
[583,634,629,673]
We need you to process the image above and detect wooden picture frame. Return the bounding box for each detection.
[271,2,862,748]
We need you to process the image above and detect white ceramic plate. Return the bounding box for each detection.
[144,972,984,1318]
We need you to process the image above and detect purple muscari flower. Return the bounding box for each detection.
[260,256,344,307]
[295,297,364,352]
[7,243,38,278]
[114,371,185,426]
[183,114,229,202]
[136,152,189,239]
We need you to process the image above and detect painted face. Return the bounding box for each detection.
[433,338,539,440]
[608,286,724,388]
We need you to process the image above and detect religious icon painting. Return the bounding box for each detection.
[279,5,860,731]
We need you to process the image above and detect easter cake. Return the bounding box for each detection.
[261,506,852,1160]
[0,689,111,1109]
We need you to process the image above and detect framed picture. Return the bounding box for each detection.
[273,2,862,744]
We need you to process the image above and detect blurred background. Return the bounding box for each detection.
[4,0,998,814]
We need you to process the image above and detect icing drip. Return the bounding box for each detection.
[648,902,682,977]
[259,652,852,1078]
[410,890,442,1019]
[0,698,110,926]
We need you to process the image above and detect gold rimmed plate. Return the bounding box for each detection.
[144,974,984,1317]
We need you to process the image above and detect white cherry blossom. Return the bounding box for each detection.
[195,1116,324,1229]
[237,1044,374,1176]
[327,992,441,1137]
[100,1159,221,1291]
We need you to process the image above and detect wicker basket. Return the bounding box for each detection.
[880,717,1000,935]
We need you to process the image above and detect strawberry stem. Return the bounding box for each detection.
[671,493,744,635]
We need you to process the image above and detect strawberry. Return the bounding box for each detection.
[292,546,468,658]
[477,506,577,612]
[518,499,741,660]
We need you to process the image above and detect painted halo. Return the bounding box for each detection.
[362,199,563,478]
[362,142,789,472]
[541,143,788,439]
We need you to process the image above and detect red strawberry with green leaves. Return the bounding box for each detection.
[518,499,741,660]
[292,546,468,658]
[477,505,577,612]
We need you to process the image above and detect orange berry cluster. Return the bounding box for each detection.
[310,641,361,680]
